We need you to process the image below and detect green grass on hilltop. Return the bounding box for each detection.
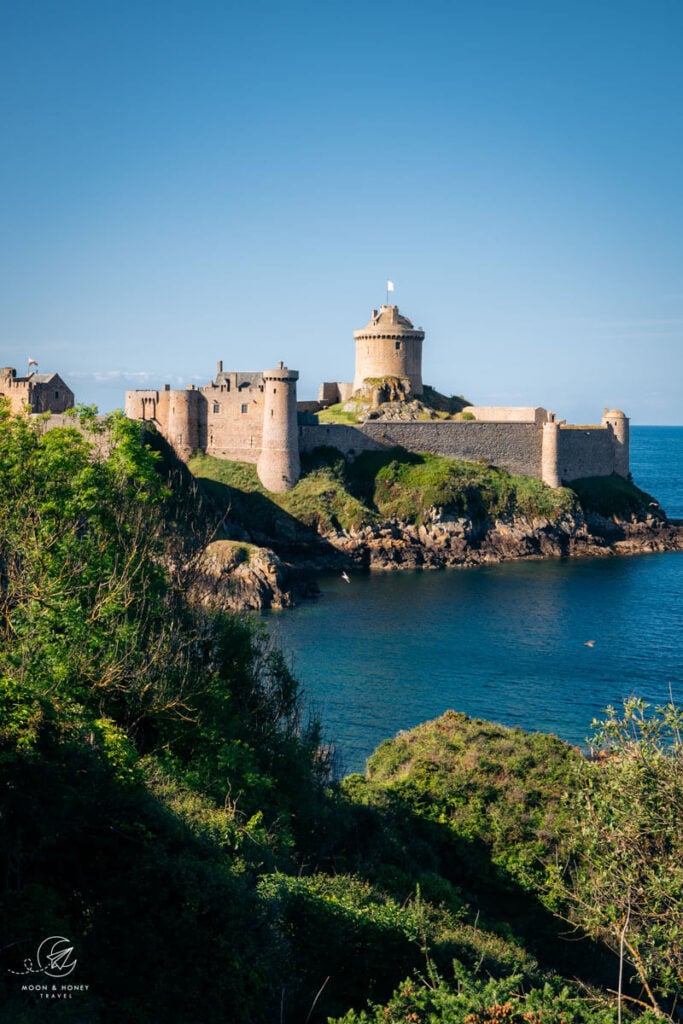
[317,402,363,424]
[346,449,577,525]
[189,447,578,538]
[189,449,372,534]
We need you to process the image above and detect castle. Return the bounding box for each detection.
[1,367,74,416]
[125,303,630,493]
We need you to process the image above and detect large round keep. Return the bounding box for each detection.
[353,305,425,395]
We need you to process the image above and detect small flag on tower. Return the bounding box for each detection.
[28,358,38,367]
[387,280,395,292]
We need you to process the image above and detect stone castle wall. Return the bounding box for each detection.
[463,406,548,425]
[126,383,266,464]
[557,426,617,481]
[127,384,629,491]
[300,421,544,478]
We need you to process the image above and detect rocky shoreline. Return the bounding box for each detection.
[188,510,683,612]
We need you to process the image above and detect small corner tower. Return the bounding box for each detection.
[257,363,301,493]
[601,408,630,478]
[353,305,425,396]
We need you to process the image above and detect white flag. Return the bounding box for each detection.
[387,280,395,292]
[28,358,38,366]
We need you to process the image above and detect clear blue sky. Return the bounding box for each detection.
[2,0,682,423]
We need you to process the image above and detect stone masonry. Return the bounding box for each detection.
[125,302,630,492]
[1,367,74,415]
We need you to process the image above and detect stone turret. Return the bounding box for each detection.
[541,413,561,488]
[257,363,300,493]
[602,408,630,478]
[167,387,201,460]
[353,305,425,396]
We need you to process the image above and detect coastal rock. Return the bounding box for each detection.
[319,510,683,572]
[192,512,683,611]
[187,540,297,611]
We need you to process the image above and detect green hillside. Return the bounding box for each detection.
[1,406,679,1023]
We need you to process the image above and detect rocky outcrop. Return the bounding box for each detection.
[319,508,683,571]
[187,540,298,612]
[187,514,683,610]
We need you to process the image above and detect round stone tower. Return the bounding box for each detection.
[601,408,630,478]
[353,305,425,396]
[257,363,301,493]
[541,414,561,488]
[167,387,200,461]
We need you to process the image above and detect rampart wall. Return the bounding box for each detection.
[300,421,544,478]
[557,426,617,481]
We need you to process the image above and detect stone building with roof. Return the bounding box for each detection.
[1,367,74,416]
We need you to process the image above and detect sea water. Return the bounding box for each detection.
[264,427,683,774]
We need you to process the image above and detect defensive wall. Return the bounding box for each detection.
[125,362,300,491]
[300,413,628,487]
[300,421,544,479]
[126,379,266,464]
[123,301,630,493]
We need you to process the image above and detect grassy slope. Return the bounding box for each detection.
[189,447,579,537]
[1,417,657,1024]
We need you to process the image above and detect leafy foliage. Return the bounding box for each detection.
[0,405,677,1023]
[547,699,683,1015]
[0,407,329,1022]
[331,961,627,1024]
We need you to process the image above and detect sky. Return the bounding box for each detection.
[1,0,682,423]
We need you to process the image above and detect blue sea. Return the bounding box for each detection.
[264,427,683,774]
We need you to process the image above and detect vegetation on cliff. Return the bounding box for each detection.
[1,407,680,1022]
[189,445,579,537]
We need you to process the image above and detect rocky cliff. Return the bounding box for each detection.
[181,445,683,610]
[318,507,683,571]
[186,540,296,612]
[186,509,683,612]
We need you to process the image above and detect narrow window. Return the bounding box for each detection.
[55,390,60,399]
[395,341,401,351]
[241,404,248,414]
[213,401,220,414]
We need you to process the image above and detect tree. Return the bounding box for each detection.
[548,698,683,1017]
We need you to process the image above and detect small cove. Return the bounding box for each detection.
[264,427,683,774]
